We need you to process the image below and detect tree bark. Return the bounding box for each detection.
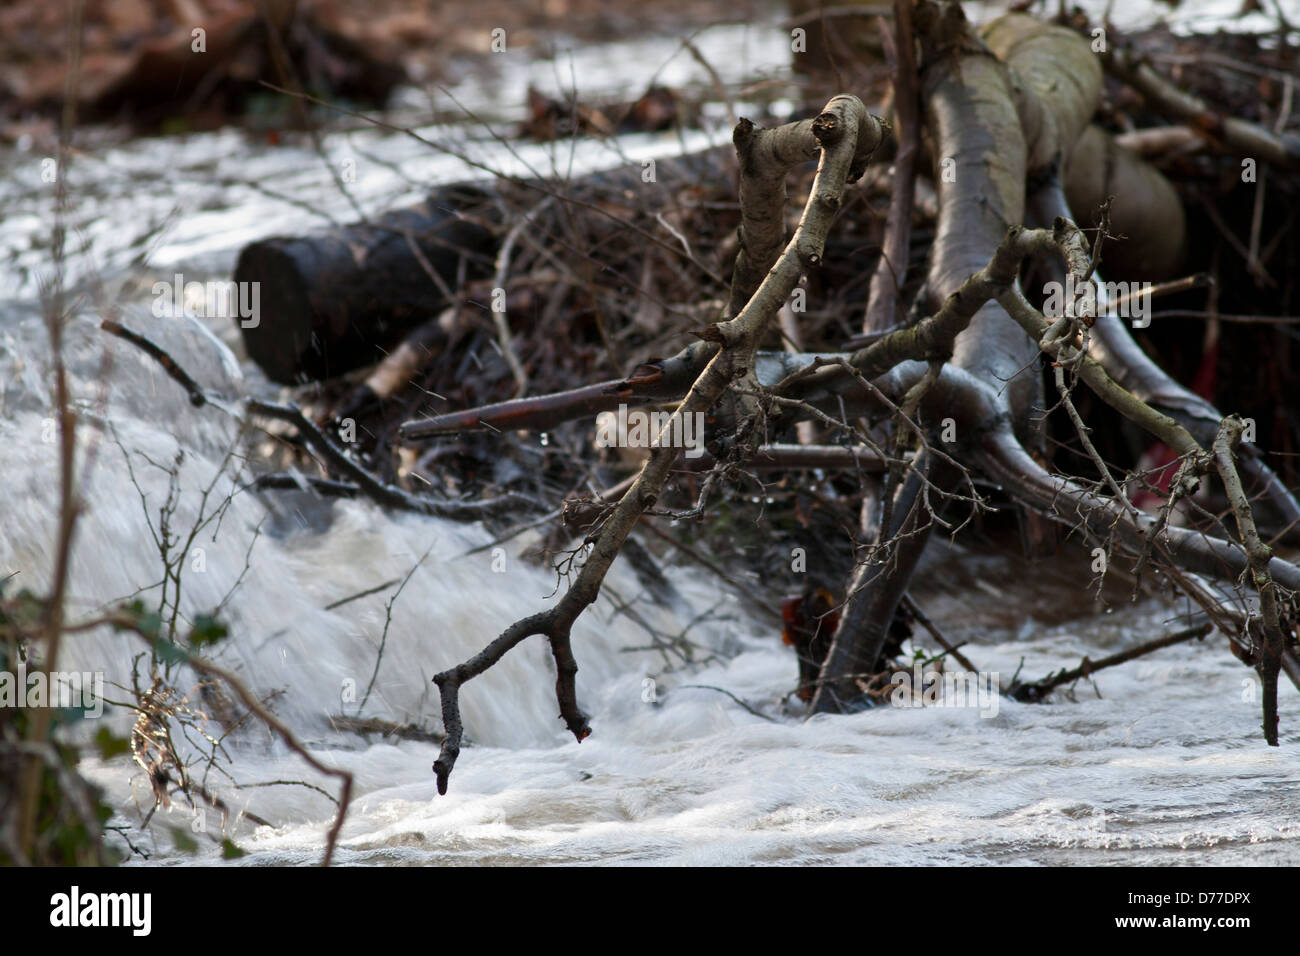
[234,184,497,383]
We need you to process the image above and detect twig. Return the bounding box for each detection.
[101,320,210,406]
[430,96,883,793]
[358,546,431,712]
[637,518,782,621]
[491,199,553,396]
[1103,274,1210,316]
[679,33,737,130]
[901,594,977,674]
[323,578,402,612]
[1212,417,1289,744]
[676,684,777,722]
[99,318,528,521]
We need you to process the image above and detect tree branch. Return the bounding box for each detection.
[430,95,882,792]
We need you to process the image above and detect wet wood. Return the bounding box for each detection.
[233,184,497,383]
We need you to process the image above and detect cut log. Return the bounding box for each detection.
[232,184,498,384]
[232,145,734,385]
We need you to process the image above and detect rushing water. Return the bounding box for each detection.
[2,12,1298,866]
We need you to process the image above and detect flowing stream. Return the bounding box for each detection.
[1,11,1298,866]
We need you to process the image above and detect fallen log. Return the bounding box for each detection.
[232,145,734,384]
[983,14,1187,281]
[232,184,498,384]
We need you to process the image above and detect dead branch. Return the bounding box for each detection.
[1024,176,1300,539]
[99,319,526,521]
[862,0,919,335]
[399,341,717,440]
[726,99,884,317]
[1007,620,1213,702]
[430,95,883,793]
[1211,417,1289,744]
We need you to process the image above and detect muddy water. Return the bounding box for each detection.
[1,14,1297,866]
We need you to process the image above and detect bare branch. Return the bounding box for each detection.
[430,95,882,792]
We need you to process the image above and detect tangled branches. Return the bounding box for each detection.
[429,95,887,791]
[415,9,1300,790]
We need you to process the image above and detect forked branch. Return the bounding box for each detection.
[428,96,885,792]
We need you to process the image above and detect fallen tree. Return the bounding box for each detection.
[384,1,1300,791]
[110,0,1293,793]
